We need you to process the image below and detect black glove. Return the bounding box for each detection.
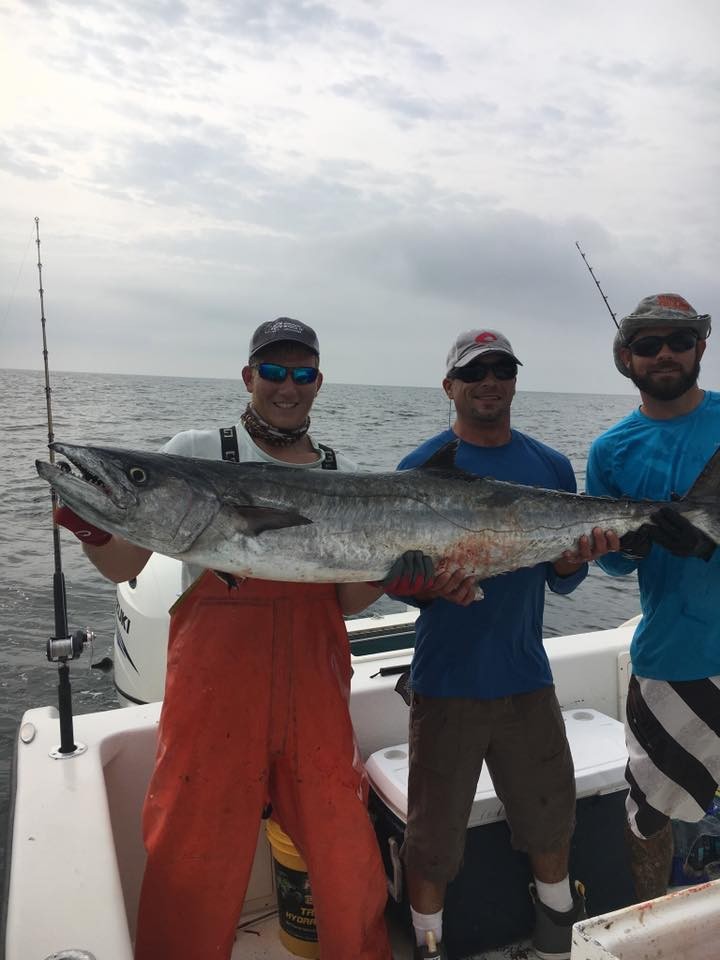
[375,550,435,596]
[618,525,654,559]
[649,506,716,562]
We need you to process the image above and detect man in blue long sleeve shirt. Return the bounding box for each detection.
[401,329,618,960]
[586,293,720,902]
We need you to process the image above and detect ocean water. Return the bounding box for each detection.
[0,368,641,869]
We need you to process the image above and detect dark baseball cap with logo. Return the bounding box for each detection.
[445,329,523,376]
[249,317,320,360]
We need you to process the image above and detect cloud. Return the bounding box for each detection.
[331,75,437,123]
[389,32,446,71]
[0,0,718,395]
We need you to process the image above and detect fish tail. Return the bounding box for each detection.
[682,445,720,541]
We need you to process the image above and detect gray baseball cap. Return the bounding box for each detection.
[249,317,319,360]
[612,293,711,377]
[446,329,522,376]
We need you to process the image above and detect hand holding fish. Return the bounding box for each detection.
[379,551,436,595]
[618,525,654,559]
[557,527,621,570]
[380,553,477,606]
[54,503,112,546]
[411,568,478,607]
[648,507,717,561]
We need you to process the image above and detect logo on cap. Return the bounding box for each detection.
[474,331,498,344]
[656,294,692,313]
[266,319,303,335]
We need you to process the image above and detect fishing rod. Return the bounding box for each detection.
[575,241,619,330]
[35,216,92,758]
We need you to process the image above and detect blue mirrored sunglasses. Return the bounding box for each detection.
[254,362,319,385]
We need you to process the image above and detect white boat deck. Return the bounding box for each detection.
[230,907,532,959]
[10,691,720,960]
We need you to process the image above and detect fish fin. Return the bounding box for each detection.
[681,445,720,541]
[212,570,240,590]
[684,446,720,501]
[418,440,462,472]
[231,505,313,535]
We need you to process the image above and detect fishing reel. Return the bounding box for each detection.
[47,628,94,663]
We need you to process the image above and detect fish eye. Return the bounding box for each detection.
[128,466,147,485]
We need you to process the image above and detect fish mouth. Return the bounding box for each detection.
[35,442,136,521]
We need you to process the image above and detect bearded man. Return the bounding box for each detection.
[586,293,720,903]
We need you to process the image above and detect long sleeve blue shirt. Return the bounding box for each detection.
[585,390,720,680]
[398,429,587,698]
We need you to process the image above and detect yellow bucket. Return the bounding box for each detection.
[265,819,319,959]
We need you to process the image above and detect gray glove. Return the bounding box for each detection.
[376,551,435,595]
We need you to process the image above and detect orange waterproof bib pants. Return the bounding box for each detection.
[134,572,391,960]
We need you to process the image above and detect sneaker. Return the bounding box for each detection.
[529,880,586,960]
[413,930,448,960]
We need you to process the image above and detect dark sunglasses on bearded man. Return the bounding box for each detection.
[626,330,699,358]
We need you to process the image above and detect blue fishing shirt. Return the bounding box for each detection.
[398,429,587,699]
[586,390,720,681]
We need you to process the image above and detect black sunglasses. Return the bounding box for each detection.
[253,362,319,385]
[449,359,518,383]
[627,331,699,358]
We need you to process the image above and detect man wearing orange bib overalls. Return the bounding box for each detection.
[55,318,433,959]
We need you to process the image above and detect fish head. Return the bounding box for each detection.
[36,443,222,555]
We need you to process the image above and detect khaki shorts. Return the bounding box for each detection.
[400,686,576,883]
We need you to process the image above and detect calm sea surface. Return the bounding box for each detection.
[0,368,640,868]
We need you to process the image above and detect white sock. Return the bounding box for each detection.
[410,907,443,948]
[534,876,573,913]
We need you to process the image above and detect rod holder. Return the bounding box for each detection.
[46,629,93,759]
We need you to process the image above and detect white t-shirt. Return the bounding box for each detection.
[160,422,357,590]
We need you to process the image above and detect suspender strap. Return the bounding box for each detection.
[317,444,338,470]
[220,427,337,469]
[219,426,239,462]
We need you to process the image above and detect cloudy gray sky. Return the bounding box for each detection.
[1,0,718,393]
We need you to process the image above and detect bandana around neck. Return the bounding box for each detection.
[240,403,310,447]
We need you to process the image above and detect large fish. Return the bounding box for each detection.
[36,441,720,583]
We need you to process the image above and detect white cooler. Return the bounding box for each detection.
[366,708,636,958]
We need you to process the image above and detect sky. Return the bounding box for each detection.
[1,0,718,393]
